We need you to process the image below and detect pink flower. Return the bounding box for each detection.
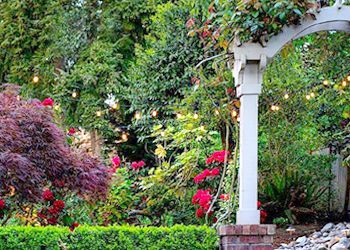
[68,128,76,135]
[219,194,229,201]
[131,160,145,170]
[137,161,145,168]
[260,210,268,223]
[131,161,139,170]
[41,98,54,107]
[186,18,195,29]
[112,156,121,167]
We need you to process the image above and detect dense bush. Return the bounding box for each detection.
[0,225,217,250]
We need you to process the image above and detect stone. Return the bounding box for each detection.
[321,223,335,233]
[296,236,308,246]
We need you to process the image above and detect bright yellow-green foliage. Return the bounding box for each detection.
[0,225,217,250]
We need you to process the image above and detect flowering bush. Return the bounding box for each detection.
[38,189,78,230]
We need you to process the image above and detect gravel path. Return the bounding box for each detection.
[276,222,350,250]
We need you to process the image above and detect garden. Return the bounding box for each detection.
[0,0,349,249]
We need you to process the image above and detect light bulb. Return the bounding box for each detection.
[151,110,158,117]
[323,80,329,86]
[237,116,240,122]
[342,81,347,87]
[72,91,77,98]
[231,110,238,117]
[347,76,350,81]
[135,111,142,120]
[16,95,21,101]
[121,132,128,141]
[193,113,199,119]
[176,113,183,119]
[275,106,280,111]
[112,102,120,110]
[160,131,165,137]
[271,105,276,111]
[214,109,220,116]
[284,94,289,99]
[306,95,311,100]
[96,111,102,117]
[310,92,315,98]
[33,76,39,83]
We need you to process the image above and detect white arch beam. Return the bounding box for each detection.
[232,4,350,225]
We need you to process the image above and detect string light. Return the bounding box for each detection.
[310,92,315,98]
[342,81,347,87]
[284,93,289,99]
[160,131,166,137]
[176,113,183,119]
[271,105,277,111]
[231,110,238,118]
[151,110,158,118]
[193,113,199,119]
[347,76,350,81]
[134,111,142,120]
[214,109,220,116]
[112,102,120,110]
[72,91,78,98]
[16,95,21,101]
[323,80,329,86]
[306,94,311,100]
[121,132,128,142]
[33,75,39,83]
[96,111,102,117]
[200,125,205,131]
[237,116,240,122]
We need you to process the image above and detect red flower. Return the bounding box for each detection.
[0,199,5,210]
[42,190,54,201]
[41,98,54,107]
[213,217,218,223]
[257,201,262,209]
[70,222,79,231]
[37,212,46,219]
[47,217,57,225]
[196,208,205,218]
[48,207,59,215]
[112,156,121,167]
[53,179,65,188]
[219,194,229,201]
[192,189,212,211]
[206,150,230,165]
[260,210,268,223]
[68,128,76,135]
[186,18,195,29]
[210,168,220,176]
[53,200,65,211]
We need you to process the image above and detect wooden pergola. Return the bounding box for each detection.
[231,0,350,225]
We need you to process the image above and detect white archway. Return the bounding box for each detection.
[231,2,350,225]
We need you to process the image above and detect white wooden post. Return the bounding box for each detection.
[235,62,262,225]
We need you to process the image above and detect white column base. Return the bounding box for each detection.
[236,210,260,225]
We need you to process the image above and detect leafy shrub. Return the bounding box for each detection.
[0,225,217,250]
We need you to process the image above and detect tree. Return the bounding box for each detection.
[0,85,111,211]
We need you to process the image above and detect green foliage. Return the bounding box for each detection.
[0,225,217,250]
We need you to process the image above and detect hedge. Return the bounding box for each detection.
[0,225,218,250]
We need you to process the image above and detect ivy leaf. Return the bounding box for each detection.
[293,9,302,16]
